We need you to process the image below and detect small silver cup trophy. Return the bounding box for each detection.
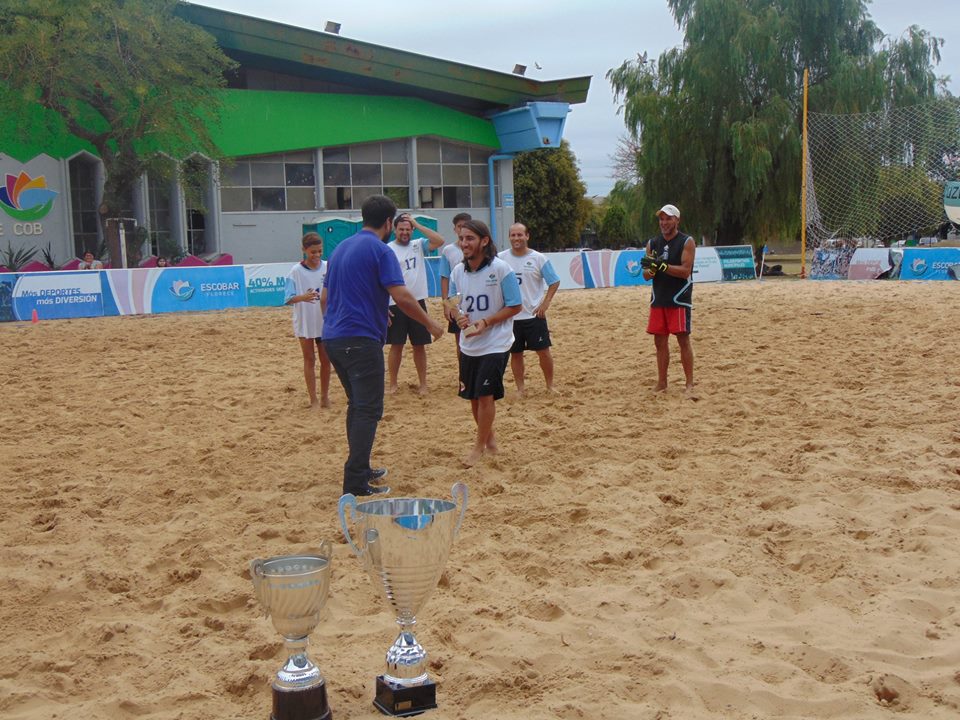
[250,542,334,720]
[339,483,468,716]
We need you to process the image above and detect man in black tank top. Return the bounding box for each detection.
[641,204,696,395]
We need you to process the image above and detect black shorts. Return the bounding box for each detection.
[458,352,509,400]
[386,299,432,346]
[509,317,551,353]
[448,319,460,334]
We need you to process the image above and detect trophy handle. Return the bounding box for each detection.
[317,539,333,563]
[338,494,363,557]
[451,482,468,537]
[249,558,268,613]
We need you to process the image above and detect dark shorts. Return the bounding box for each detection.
[448,319,460,334]
[387,299,432,346]
[458,352,509,401]
[647,306,692,335]
[510,317,552,353]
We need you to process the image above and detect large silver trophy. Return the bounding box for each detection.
[339,483,467,716]
[250,543,334,720]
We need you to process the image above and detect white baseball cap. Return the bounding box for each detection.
[656,204,680,218]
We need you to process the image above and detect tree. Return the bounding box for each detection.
[0,0,234,265]
[607,0,948,245]
[513,140,589,250]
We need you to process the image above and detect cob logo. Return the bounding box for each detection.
[0,172,58,221]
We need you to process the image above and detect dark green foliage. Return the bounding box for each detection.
[513,141,590,251]
[608,0,949,245]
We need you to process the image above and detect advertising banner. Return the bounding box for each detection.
[10,271,103,320]
[692,247,722,283]
[550,252,586,290]
[245,263,293,307]
[612,250,652,287]
[945,180,960,224]
[715,245,756,281]
[899,248,960,280]
[579,249,619,288]
[149,265,247,314]
[847,248,893,280]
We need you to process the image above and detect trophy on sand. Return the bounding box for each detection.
[250,543,334,720]
[442,295,480,337]
[338,483,468,716]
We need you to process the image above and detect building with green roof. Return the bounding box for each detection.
[0,3,589,266]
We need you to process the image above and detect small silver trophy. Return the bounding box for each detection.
[339,483,468,716]
[442,295,480,336]
[250,543,334,720]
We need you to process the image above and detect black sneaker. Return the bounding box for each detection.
[354,484,390,497]
[368,467,389,485]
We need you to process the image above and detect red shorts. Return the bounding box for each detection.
[647,306,691,335]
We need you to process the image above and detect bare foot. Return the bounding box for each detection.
[546,386,561,395]
[462,447,485,467]
[684,384,699,401]
[309,398,320,408]
[653,384,668,393]
[485,436,498,454]
[516,386,526,398]
[320,396,331,408]
[386,384,399,395]
[417,385,429,396]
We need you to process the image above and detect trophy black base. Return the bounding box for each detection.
[373,676,437,716]
[271,682,332,720]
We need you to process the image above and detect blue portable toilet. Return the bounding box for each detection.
[303,217,360,260]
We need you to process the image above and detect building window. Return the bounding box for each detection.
[147,172,174,256]
[220,151,316,212]
[417,140,492,209]
[322,141,409,210]
[69,157,99,257]
[183,158,212,256]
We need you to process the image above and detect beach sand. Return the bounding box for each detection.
[1,280,959,719]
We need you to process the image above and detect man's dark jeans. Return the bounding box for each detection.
[322,337,384,494]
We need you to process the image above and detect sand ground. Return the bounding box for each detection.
[1,280,959,719]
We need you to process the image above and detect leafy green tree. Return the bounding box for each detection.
[0,0,234,264]
[599,204,629,246]
[513,140,589,250]
[608,0,948,245]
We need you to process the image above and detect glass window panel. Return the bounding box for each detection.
[441,141,469,163]
[383,164,408,185]
[251,163,284,186]
[221,187,251,212]
[285,163,315,187]
[252,187,286,211]
[381,140,408,162]
[352,186,381,206]
[351,143,381,163]
[284,150,313,162]
[80,212,99,233]
[324,146,349,163]
[323,163,350,185]
[384,187,409,207]
[471,186,489,208]
[286,187,316,211]
[470,147,492,164]
[443,186,470,208]
[324,186,352,210]
[471,165,488,185]
[222,162,250,187]
[417,164,441,185]
[443,165,470,185]
[352,163,382,186]
[417,138,440,163]
[418,186,441,208]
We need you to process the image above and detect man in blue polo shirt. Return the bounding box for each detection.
[322,195,444,496]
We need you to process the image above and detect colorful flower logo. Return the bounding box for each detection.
[0,172,58,221]
[169,280,195,301]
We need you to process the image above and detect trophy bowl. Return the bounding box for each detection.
[339,482,467,716]
[250,542,333,720]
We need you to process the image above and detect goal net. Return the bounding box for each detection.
[805,97,960,257]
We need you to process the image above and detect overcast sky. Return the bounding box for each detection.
[191,0,958,197]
